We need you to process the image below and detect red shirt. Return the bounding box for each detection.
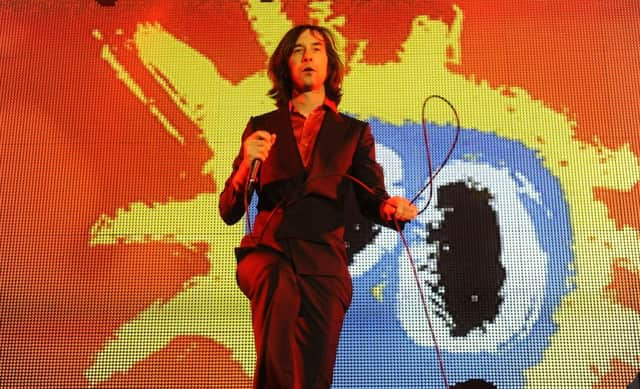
[289,98,338,169]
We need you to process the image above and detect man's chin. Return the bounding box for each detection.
[295,84,315,94]
[293,80,324,94]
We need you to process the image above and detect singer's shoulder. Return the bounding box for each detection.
[250,108,286,126]
[251,108,280,121]
[337,111,368,127]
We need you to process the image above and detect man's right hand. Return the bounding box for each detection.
[231,130,277,192]
[243,130,277,165]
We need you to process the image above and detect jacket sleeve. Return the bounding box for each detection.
[349,122,395,228]
[218,119,254,225]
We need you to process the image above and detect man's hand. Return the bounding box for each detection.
[380,196,418,222]
[243,130,277,165]
[231,130,277,191]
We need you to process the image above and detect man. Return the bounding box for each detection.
[219,24,417,389]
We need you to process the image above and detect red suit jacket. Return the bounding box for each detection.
[219,106,393,277]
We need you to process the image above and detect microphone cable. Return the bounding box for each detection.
[412,94,462,215]
[390,94,460,388]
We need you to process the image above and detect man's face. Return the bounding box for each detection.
[288,29,328,94]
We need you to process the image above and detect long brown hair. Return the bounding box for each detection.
[267,25,344,107]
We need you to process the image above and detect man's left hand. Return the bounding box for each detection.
[380,196,418,222]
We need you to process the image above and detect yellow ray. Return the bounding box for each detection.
[99,41,184,144]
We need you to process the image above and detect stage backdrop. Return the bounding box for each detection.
[2,1,639,388]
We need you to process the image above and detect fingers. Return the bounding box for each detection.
[251,130,275,143]
[244,131,276,163]
[382,196,418,222]
[395,201,418,221]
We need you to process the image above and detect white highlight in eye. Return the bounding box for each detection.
[396,160,548,352]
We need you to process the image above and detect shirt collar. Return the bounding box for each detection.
[288,98,338,115]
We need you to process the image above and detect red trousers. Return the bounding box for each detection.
[236,248,352,389]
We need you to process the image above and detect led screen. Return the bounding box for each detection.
[2,1,639,388]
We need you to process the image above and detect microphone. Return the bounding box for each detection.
[246,158,261,198]
[249,159,261,186]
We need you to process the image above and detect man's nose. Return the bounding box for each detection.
[302,49,312,61]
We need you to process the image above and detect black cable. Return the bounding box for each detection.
[411,95,462,215]
[402,94,461,388]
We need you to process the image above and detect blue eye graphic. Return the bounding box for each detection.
[336,119,574,388]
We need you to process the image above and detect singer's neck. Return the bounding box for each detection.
[290,87,325,117]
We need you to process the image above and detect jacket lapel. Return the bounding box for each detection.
[307,109,348,178]
[260,107,305,185]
